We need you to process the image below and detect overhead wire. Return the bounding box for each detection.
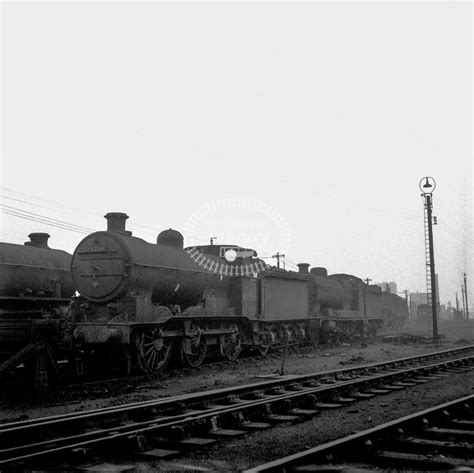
[1,208,94,235]
[0,204,96,231]
[0,188,213,243]
[2,210,89,234]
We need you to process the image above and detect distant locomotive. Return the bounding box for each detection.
[69,212,409,375]
[0,233,74,385]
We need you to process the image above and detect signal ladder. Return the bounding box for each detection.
[423,197,432,306]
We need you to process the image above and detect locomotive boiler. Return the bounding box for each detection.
[0,233,74,300]
[72,213,216,308]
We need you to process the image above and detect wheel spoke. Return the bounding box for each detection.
[220,328,242,361]
[149,349,157,368]
[134,328,173,374]
[181,326,207,368]
[144,345,155,356]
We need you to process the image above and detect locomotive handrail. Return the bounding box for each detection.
[133,261,222,274]
[0,262,70,271]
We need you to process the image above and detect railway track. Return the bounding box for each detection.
[1,342,333,394]
[63,342,474,397]
[245,394,474,472]
[0,334,446,395]
[1,346,473,469]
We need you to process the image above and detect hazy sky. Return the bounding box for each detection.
[1,1,472,306]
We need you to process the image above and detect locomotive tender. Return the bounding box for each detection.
[69,212,408,374]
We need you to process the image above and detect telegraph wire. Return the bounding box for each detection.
[0,204,96,232]
[2,210,89,234]
[0,187,208,242]
[1,187,102,217]
[1,188,213,244]
[1,208,95,235]
[1,210,92,235]
[1,194,102,220]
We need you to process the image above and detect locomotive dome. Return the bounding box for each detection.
[157,229,184,249]
[311,267,328,277]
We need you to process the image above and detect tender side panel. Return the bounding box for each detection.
[365,289,384,318]
[241,278,258,317]
[260,276,308,320]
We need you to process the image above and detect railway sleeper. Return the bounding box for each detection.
[285,407,320,418]
[267,387,286,396]
[364,387,390,394]
[318,377,336,384]
[418,373,446,380]
[334,375,353,381]
[208,416,246,438]
[390,436,473,457]
[390,380,419,387]
[329,394,356,404]
[202,402,232,410]
[139,448,180,459]
[351,391,375,399]
[302,379,325,388]
[284,383,305,391]
[175,437,216,449]
[444,419,474,430]
[442,368,470,374]
[260,404,299,424]
[409,376,433,383]
[314,401,343,409]
[231,412,271,431]
[422,426,474,442]
[154,428,217,450]
[244,390,275,400]
[371,450,474,470]
[379,383,406,390]
[278,399,319,419]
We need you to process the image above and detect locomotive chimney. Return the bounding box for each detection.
[297,263,310,274]
[25,233,50,248]
[105,212,130,235]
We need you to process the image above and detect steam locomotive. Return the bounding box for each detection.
[0,233,74,386]
[68,212,408,375]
